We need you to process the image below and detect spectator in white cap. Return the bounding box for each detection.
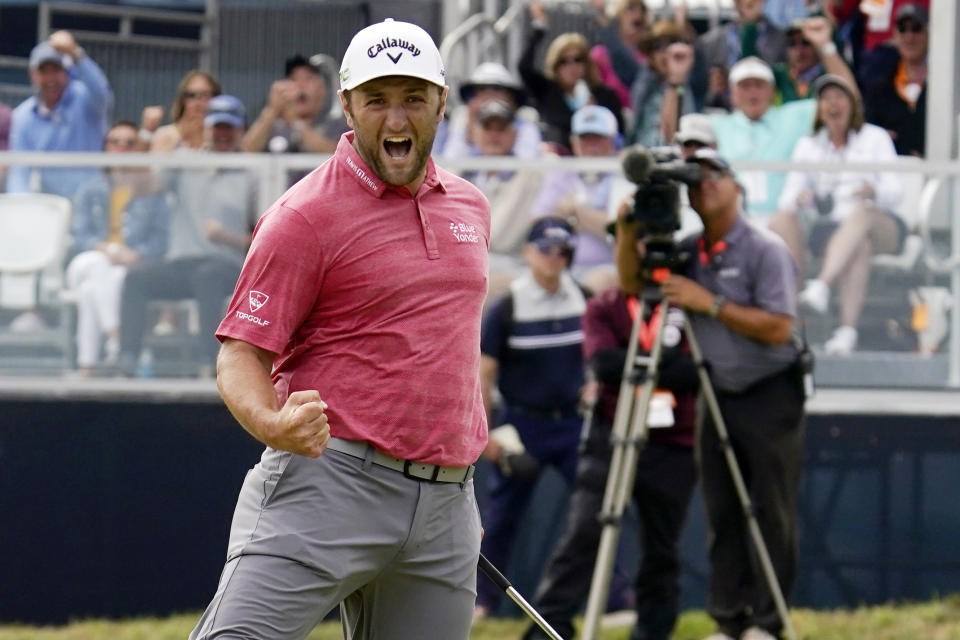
[532,104,621,293]
[675,113,717,156]
[693,0,787,110]
[461,97,546,298]
[708,55,817,223]
[436,61,542,159]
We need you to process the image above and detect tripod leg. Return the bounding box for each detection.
[580,301,670,640]
[682,313,799,640]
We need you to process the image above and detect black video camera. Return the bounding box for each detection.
[620,145,701,277]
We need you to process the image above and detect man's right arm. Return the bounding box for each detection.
[479,354,502,462]
[217,337,330,458]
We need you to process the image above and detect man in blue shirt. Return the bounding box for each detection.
[7,30,112,198]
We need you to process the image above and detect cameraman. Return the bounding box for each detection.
[661,149,805,640]
[522,213,698,640]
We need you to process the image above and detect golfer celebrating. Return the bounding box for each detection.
[190,19,490,640]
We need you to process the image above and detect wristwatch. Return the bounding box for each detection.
[708,294,726,318]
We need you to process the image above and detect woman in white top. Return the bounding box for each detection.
[769,74,903,355]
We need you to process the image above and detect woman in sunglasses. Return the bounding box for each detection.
[139,69,221,152]
[519,0,623,152]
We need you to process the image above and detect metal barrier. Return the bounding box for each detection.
[38,1,216,122]
[0,150,957,386]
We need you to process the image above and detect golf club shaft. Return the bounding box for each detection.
[478,553,567,640]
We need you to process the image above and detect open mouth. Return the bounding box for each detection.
[383,136,412,160]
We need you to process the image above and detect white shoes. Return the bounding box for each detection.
[799,278,829,315]
[824,325,858,355]
[740,627,778,640]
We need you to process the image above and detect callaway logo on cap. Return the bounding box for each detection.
[339,18,446,91]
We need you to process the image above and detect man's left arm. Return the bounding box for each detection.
[662,274,793,344]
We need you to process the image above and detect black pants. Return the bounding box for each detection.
[522,439,696,640]
[697,367,806,639]
[119,256,240,367]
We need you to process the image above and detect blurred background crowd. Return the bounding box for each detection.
[0,0,949,381]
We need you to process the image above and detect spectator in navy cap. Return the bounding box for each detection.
[205,94,246,152]
[475,214,588,621]
[859,1,928,156]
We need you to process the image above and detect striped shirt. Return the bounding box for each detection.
[481,271,587,412]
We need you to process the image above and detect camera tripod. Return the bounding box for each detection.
[578,289,798,640]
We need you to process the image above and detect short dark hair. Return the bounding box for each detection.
[285,54,317,78]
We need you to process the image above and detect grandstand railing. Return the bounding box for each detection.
[0,150,958,387]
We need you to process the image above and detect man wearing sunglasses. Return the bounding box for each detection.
[65,121,170,375]
[773,16,850,104]
[474,216,589,620]
[860,1,928,157]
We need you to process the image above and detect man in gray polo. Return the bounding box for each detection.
[661,149,805,640]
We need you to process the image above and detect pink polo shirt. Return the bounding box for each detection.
[217,133,490,466]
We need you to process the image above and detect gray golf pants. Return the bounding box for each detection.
[190,444,482,640]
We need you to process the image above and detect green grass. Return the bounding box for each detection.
[3,596,960,640]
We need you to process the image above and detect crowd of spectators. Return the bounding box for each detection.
[0,0,936,375]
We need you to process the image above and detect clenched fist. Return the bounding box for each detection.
[266,390,331,458]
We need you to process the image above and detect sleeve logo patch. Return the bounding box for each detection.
[249,290,269,312]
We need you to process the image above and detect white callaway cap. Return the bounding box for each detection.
[339,18,446,91]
